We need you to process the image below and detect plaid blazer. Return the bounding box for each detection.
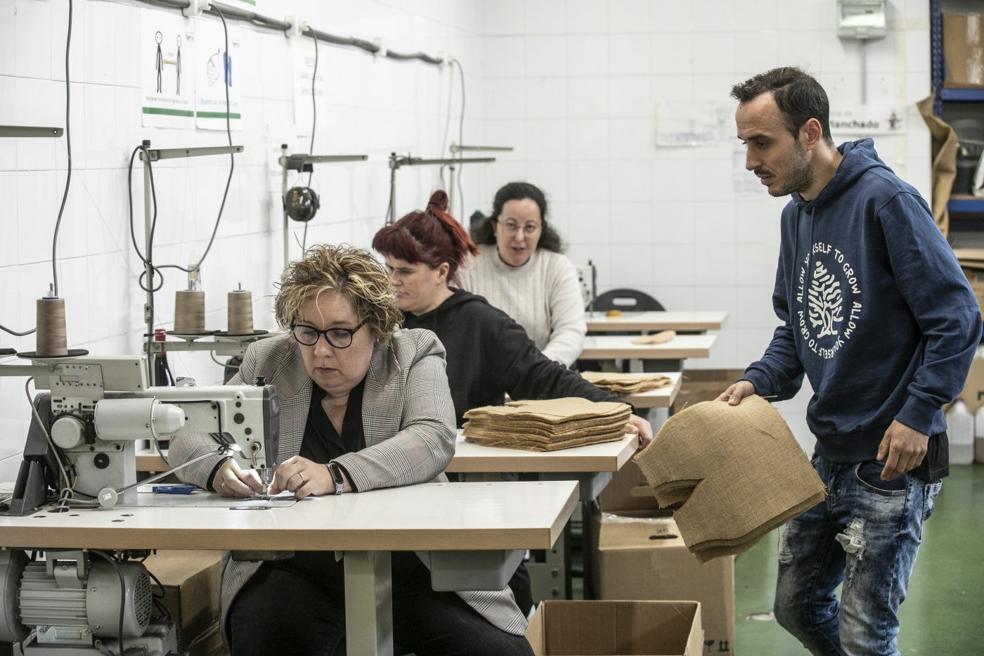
[171,329,527,640]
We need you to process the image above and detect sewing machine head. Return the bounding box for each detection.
[2,355,280,513]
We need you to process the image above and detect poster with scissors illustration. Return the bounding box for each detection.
[194,17,242,131]
[140,9,194,128]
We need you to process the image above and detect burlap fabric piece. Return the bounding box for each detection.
[464,425,628,451]
[464,409,632,437]
[465,419,628,437]
[634,396,826,562]
[630,330,676,345]
[581,371,672,394]
[463,398,632,451]
[463,398,630,424]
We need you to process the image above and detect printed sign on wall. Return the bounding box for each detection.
[140,9,194,128]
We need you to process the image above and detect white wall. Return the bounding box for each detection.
[475,0,932,450]
[0,0,936,473]
[0,0,486,479]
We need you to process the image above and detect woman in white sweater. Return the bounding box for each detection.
[461,182,586,366]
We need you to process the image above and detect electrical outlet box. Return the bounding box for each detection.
[837,0,887,40]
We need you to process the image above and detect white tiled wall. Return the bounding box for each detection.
[0,0,936,474]
[476,0,933,450]
[0,0,485,479]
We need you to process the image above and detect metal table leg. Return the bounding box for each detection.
[526,520,570,601]
[343,551,393,656]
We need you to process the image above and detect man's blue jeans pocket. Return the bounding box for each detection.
[854,460,908,495]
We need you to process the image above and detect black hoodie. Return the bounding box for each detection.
[403,289,618,426]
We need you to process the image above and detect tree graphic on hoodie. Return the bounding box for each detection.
[808,260,844,338]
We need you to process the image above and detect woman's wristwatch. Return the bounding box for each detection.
[326,461,345,495]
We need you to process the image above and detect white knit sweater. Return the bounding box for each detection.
[459,245,586,366]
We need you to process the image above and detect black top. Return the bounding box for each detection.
[269,380,365,580]
[402,288,619,426]
[300,380,366,463]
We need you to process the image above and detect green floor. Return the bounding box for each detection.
[735,464,984,655]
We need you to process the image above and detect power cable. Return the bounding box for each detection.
[126,8,237,296]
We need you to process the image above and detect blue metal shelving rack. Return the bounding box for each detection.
[931,0,945,114]
[949,198,984,214]
[932,0,984,215]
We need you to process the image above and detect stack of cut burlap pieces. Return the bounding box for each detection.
[634,395,826,562]
[463,397,632,451]
[581,371,672,395]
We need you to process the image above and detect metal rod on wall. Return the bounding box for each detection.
[279,149,368,269]
[387,153,495,225]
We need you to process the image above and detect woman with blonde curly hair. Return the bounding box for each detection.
[171,244,532,655]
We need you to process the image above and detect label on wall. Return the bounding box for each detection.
[829,105,904,137]
[194,18,242,131]
[140,10,195,128]
[656,101,734,147]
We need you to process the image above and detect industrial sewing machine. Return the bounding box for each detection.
[0,354,280,655]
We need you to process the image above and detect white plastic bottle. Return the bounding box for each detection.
[946,400,975,465]
[975,405,984,464]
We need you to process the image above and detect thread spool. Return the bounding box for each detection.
[35,295,68,357]
[173,290,206,334]
[227,286,254,335]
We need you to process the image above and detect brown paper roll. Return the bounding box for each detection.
[36,296,68,357]
[174,290,206,334]
[227,289,254,335]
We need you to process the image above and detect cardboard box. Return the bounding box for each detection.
[944,13,984,88]
[526,600,703,656]
[591,462,736,656]
[143,550,224,653]
[671,370,746,415]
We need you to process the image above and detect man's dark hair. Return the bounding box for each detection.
[470,181,563,253]
[731,67,833,144]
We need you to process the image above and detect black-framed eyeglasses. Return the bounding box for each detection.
[291,320,367,349]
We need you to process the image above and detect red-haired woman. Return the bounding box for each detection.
[372,191,652,616]
[373,190,652,438]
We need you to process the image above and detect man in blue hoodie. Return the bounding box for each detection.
[719,67,982,656]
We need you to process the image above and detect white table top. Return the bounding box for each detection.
[446,433,638,474]
[586,311,728,332]
[579,334,716,360]
[616,371,682,409]
[0,481,579,552]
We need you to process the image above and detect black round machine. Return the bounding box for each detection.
[284,186,320,223]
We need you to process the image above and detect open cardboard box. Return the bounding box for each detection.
[143,550,225,653]
[526,600,703,656]
[590,461,735,656]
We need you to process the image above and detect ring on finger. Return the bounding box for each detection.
[293,471,305,484]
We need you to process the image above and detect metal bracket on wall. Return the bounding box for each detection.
[0,125,63,138]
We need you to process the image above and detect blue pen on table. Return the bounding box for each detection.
[152,483,196,495]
